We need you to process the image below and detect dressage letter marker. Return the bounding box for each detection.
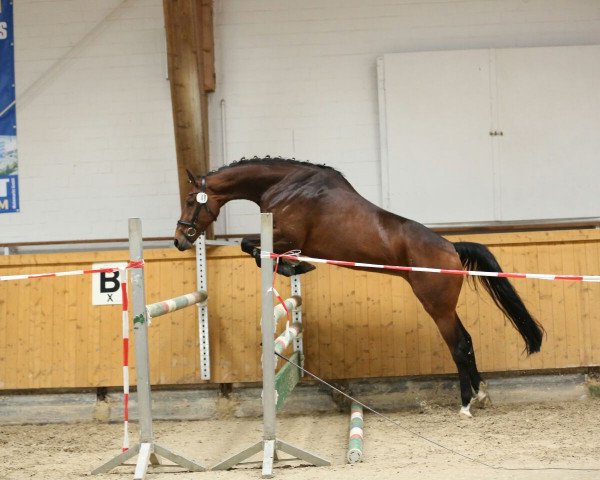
[92,263,128,305]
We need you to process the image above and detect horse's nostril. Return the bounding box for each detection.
[174,239,179,248]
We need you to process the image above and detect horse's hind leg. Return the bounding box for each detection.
[433,315,478,417]
[409,268,479,416]
[456,317,491,410]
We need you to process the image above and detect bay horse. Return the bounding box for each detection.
[174,157,544,417]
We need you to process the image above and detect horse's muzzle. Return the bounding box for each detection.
[174,235,192,251]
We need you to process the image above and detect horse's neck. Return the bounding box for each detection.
[212,165,286,204]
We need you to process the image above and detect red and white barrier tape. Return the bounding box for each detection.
[271,257,290,318]
[266,253,600,283]
[0,260,144,282]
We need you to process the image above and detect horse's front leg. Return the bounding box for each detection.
[240,235,315,277]
[241,235,261,263]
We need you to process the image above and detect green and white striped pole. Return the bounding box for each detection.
[146,291,207,319]
[347,402,364,464]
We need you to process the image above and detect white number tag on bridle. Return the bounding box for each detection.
[196,192,208,204]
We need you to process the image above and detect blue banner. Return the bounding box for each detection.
[0,0,19,213]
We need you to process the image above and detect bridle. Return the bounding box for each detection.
[177,176,217,241]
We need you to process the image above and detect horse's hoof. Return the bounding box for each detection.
[240,238,256,255]
[276,263,296,277]
[460,405,473,418]
[476,382,492,407]
[293,261,316,275]
[276,261,315,277]
[475,391,491,408]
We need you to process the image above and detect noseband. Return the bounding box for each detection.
[177,176,217,241]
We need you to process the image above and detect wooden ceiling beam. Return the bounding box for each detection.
[163,0,215,212]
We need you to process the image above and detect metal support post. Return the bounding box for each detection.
[128,219,155,447]
[261,213,277,445]
[212,213,329,477]
[196,233,211,380]
[290,275,304,364]
[92,218,205,479]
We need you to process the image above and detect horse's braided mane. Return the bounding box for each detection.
[207,156,345,178]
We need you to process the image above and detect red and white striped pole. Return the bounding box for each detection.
[0,261,144,282]
[269,253,600,283]
[120,269,130,452]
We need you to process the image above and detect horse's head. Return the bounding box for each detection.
[174,170,221,251]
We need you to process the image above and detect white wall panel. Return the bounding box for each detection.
[2,0,178,242]
[380,49,496,224]
[495,45,600,220]
[209,0,600,235]
[379,45,600,224]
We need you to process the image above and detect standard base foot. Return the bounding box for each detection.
[212,438,330,477]
[92,442,205,479]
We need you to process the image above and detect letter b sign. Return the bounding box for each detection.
[92,263,127,305]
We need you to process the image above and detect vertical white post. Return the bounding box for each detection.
[377,56,390,209]
[291,275,303,356]
[196,233,211,380]
[212,213,329,475]
[128,218,154,444]
[261,213,276,442]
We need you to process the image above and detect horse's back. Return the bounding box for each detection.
[264,164,461,271]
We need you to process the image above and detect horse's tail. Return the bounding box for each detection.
[453,241,544,354]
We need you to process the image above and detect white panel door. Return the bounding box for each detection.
[495,45,600,220]
[380,50,496,224]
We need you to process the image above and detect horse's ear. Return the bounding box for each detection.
[186,169,196,185]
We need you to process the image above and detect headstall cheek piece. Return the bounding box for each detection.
[177,176,217,240]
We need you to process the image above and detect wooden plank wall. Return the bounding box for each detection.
[0,229,599,390]
[0,250,198,390]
